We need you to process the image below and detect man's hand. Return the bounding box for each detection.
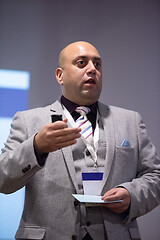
[34,118,81,154]
[101,187,131,213]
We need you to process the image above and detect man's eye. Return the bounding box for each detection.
[77,60,86,68]
[94,62,101,68]
[78,60,84,65]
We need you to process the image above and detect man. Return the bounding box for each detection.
[0,41,160,240]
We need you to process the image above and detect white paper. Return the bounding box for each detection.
[72,194,123,203]
[82,172,103,196]
[83,180,103,196]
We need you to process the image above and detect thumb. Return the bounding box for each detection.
[63,118,68,123]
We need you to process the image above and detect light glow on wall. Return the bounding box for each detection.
[0,69,30,89]
[0,69,30,240]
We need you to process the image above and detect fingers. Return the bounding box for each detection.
[49,123,81,138]
[102,188,129,201]
[34,120,81,153]
[54,138,78,150]
[102,188,117,201]
[101,188,131,213]
[46,122,81,144]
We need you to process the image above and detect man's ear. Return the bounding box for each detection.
[55,68,63,85]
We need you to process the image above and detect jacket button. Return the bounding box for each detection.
[74,200,79,208]
[22,168,27,173]
[86,149,90,156]
[72,235,77,240]
[86,221,91,226]
[27,164,31,170]
[22,164,31,174]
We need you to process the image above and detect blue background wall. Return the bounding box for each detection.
[0,70,30,239]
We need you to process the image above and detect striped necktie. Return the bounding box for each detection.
[75,106,93,144]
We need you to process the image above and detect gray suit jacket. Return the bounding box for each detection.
[0,100,160,240]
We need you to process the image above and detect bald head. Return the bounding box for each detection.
[56,41,102,105]
[58,41,100,68]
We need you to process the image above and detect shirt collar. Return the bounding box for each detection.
[61,95,97,114]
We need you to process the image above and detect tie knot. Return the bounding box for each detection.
[76,106,91,116]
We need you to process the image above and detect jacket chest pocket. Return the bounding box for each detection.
[114,147,137,181]
[115,146,136,164]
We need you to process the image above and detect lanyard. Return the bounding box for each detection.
[62,105,99,168]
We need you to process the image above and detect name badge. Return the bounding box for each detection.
[82,172,103,196]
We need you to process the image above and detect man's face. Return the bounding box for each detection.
[56,42,102,105]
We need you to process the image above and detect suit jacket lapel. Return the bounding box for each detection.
[98,102,116,192]
[49,99,79,193]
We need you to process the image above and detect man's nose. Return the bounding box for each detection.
[87,61,96,74]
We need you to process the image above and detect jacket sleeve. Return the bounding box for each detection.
[0,111,42,194]
[119,112,160,223]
